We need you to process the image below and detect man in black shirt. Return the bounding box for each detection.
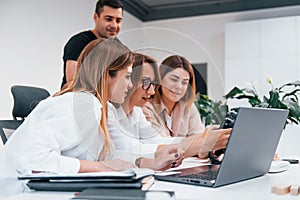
[61,0,124,89]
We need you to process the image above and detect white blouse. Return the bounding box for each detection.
[0,92,105,197]
[107,102,182,158]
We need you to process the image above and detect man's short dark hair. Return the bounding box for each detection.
[95,0,124,15]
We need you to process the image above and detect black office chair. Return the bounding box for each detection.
[0,85,50,145]
[11,85,50,121]
[0,120,23,144]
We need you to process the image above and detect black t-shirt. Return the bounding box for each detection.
[61,30,97,88]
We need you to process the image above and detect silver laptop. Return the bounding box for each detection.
[155,107,289,187]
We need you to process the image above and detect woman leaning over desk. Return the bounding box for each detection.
[0,39,183,197]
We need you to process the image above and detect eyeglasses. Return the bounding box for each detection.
[141,78,157,91]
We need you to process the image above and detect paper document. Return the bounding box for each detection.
[18,170,136,180]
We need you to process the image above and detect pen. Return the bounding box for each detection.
[281,159,299,164]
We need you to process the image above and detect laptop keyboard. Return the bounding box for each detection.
[180,170,218,181]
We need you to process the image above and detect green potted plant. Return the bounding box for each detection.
[224,77,300,125]
[194,93,228,126]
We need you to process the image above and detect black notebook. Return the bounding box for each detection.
[73,188,175,200]
[18,170,145,191]
[73,188,146,200]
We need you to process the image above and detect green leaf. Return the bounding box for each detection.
[279,81,300,90]
[282,89,300,101]
[248,97,262,106]
[242,88,258,96]
[195,94,228,125]
[284,99,300,123]
[224,87,244,98]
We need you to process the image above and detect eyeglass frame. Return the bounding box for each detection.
[141,78,157,91]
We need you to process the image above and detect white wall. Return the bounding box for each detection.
[225,16,300,98]
[1,0,300,119]
[224,15,300,156]
[138,6,300,101]
[0,0,141,119]
[0,0,92,119]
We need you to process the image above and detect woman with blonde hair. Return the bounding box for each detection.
[0,39,183,197]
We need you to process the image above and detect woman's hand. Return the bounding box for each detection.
[176,125,231,159]
[140,144,184,171]
[198,125,231,159]
[157,144,185,170]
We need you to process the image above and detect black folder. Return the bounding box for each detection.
[18,170,143,191]
[73,188,146,200]
[73,188,175,200]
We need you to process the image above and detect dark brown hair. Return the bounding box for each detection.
[95,0,124,16]
[124,52,159,102]
[132,53,159,87]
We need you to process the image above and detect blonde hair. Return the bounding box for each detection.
[56,38,133,159]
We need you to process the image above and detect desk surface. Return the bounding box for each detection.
[152,165,300,200]
[2,159,300,200]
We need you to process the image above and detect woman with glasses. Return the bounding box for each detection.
[108,53,231,162]
[143,55,204,137]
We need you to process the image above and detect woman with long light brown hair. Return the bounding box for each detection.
[0,39,183,197]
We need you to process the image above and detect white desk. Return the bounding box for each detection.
[152,164,300,200]
[2,160,300,200]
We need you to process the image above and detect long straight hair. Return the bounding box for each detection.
[56,38,133,159]
[154,55,196,109]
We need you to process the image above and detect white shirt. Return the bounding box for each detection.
[0,92,106,197]
[108,102,182,158]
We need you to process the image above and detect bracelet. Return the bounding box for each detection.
[135,157,143,168]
